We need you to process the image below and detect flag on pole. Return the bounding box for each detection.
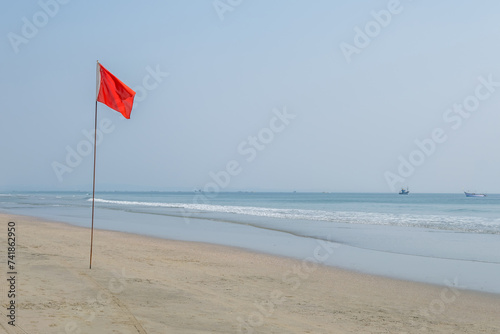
[96,62,136,119]
[90,61,136,269]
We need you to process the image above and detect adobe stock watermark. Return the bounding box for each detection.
[339,0,413,64]
[7,0,72,54]
[51,65,169,182]
[213,0,243,21]
[181,106,295,224]
[195,107,295,200]
[406,277,461,332]
[237,237,340,333]
[385,74,499,192]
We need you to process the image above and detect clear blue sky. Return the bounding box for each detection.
[2,0,500,193]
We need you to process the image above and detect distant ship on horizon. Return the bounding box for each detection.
[399,187,409,195]
[464,191,486,197]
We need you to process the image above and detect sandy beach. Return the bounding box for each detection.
[0,213,499,334]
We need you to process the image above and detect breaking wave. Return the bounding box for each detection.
[89,198,500,234]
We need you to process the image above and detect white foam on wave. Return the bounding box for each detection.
[88,198,500,234]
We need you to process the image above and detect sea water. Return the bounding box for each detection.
[1,191,499,293]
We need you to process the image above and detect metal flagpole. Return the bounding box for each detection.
[90,61,99,269]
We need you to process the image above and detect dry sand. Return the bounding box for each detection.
[0,213,499,333]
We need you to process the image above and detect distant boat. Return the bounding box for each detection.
[399,187,409,195]
[464,191,486,197]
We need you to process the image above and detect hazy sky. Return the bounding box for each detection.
[2,0,500,193]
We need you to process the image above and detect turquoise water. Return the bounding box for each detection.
[1,191,499,234]
[2,191,500,293]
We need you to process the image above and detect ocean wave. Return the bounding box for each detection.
[88,198,500,234]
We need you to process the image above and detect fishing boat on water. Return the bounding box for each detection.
[464,191,486,197]
[399,187,409,195]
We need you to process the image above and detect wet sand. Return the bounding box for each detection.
[0,213,499,333]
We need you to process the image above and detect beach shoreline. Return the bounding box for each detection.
[1,213,499,333]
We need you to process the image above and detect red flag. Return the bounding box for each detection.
[96,62,136,119]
